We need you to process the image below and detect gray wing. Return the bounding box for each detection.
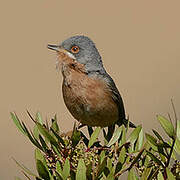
[104,73,126,120]
[104,73,136,128]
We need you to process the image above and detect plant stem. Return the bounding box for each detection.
[166,138,176,167]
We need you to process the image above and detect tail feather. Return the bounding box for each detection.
[117,118,136,128]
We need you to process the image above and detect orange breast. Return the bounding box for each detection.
[61,61,119,127]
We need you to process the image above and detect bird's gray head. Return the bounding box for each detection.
[48,35,105,74]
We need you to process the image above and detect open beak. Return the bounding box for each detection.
[47,44,61,52]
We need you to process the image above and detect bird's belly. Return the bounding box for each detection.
[62,72,119,127]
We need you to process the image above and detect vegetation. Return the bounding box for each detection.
[11,106,180,179]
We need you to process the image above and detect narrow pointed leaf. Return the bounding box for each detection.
[51,118,59,133]
[97,157,107,177]
[141,167,152,179]
[128,148,145,170]
[166,167,175,180]
[39,135,48,152]
[62,158,70,180]
[76,159,86,180]
[11,112,26,135]
[145,133,158,146]
[174,138,180,155]
[36,160,50,180]
[119,125,126,146]
[157,171,164,180]
[36,112,43,125]
[107,127,122,147]
[22,122,42,150]
[88,127,101,148]
[51,128,65,147]
[71,129,81,147]
[157,115,175,139]
[33,125,39,140]
[36,122,59,149]
[128,125,142,144]
[56,161,63,179]
[128,169,136,180]
[136,129,143,150]
[177,120,180,140]
[146,151,164,167]
[35,149,48,170]
[13,158,38,177]
[118,146,126,164]
[152,129,164,141]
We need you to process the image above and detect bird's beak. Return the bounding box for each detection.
[47,44,61,52]
[48,44,76,59]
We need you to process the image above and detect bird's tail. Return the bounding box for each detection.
[117,118,136,128]
[123,119,136,128]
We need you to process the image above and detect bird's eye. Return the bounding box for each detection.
[71,46,80,54]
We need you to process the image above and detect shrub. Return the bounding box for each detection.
[12,110,180,180]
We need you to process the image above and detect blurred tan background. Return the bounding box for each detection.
[0,0,180,179]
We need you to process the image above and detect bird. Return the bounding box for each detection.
[47,35,135,128]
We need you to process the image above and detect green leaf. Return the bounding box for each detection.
[35,149,48,170]
[51,128,65,147]
[107,158,113,171]
[86,163,92,179]
[118,146,126,164]
[36,112,43,125]
[56,161,63,179]
[33,125,39,140]
[119,125,126,146]
[137,129,144,150]
[11,112,26,135]
[177,120,180,140]
[128,169,136,180]
[157,171,164,180]
[143,154,151,167]
[36,160,50,180]
[107,126,122,147]
[21,122,42,150]
[166,167,175,180]
[88,127,101,148]
[76,159,86,180]
[128,148,145,170]
[39,135,48,152]
[13,158,39,178]
[71,129,81,147]
[174,138,180,155]
[152,129,164,141]
[141,167,152,180]
[99,151,106,163]
[62,158,70,180]
[115,162,123,175]
[145,133,158,146]
[52,145,61,158]
[36,122,59,150]
[51,117,59,133]
[128,125,142,144]
[20,122,41,149]
[157,115,175,139]
[106,166,115,180]
[97,157,107,177]
[146,151,164,167]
